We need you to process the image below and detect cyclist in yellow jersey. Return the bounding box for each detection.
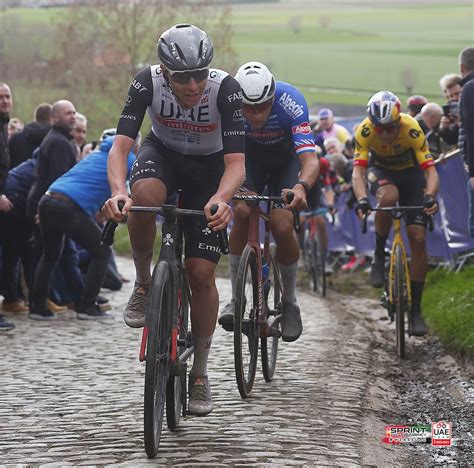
[352,91,439,336]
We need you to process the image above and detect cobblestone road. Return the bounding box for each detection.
[1,257,468,466]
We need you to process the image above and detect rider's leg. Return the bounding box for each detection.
[186,258,218,374]
[270,208,299,303]
[406,224,428,336]
[270,208,302,342]
[370,184,399,287]
[314,215,328,256]
[124,178,167,328]
[185,258,217,415]
[129,178,167,285]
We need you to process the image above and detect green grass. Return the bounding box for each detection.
[422,266,474,358]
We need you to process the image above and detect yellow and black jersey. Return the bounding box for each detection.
[353,113,435,171]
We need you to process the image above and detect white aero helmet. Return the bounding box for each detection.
[235,61,276,105]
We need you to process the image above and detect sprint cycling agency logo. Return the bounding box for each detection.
[383,421,452,446]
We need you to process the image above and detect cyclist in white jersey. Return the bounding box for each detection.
[103,24,245,416]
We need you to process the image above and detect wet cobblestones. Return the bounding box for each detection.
[0,257,437,465]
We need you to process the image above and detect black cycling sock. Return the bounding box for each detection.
[374,233,388,261]
[410,280,425,312]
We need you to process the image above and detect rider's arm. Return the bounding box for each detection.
[424,166,439,198]
[352,120,371,201]
[286,87,319,209]
[104,68,153,220]
[352,165,368,201]
[206,76,246,229]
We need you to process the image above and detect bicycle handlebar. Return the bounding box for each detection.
[360,205,434,234]
[232,191,301,234]
[100,202,230,254]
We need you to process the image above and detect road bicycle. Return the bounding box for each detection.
[224,192,299,398]
[102,201,228,458]
[361,206,433,359]
[300,209,334,298]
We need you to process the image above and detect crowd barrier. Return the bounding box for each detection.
[326,151,474,260]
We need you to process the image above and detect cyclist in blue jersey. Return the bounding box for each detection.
[218,62,319,342]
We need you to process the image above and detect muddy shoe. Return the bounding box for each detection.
[280,301,303,342]
[410,307,428,336]
[369,257,385,288]
[124,282,149,328]
[188,375,213,416]
[218,299,235,326]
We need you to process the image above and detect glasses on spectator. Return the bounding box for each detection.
[242,100,274,113]
[374,122,399,134]
[168,68,209,85]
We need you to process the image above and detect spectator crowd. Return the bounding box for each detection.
[1,46,473,331]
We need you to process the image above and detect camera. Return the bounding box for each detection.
[442,101,459,119]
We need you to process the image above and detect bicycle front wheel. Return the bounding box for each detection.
[394,245,406,359]
[261,244,282,382]
[144,261,173,458]
[166,270,190,430]
[234,244,259,398]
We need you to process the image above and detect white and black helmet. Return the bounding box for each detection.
[157,24,213,71]
[234,61,276,105]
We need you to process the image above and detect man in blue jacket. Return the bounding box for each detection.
[29,134,138,320]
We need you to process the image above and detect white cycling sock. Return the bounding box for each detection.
[229,254,240,299]
[278,261,298,304]
[132,250,153,286]
[191,335,213,377]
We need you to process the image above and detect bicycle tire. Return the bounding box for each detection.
[166,270,190,430]
[144,261,173,458]
[314,232,326,298]
[261,244,282,382]
[394,245,406,359]
[234,244,259,398]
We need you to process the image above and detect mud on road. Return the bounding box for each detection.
[333,294,473,466]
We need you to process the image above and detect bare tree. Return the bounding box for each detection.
[49,0,238,130]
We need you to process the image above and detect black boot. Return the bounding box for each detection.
[370,233,388,288]
[410,281,428,336]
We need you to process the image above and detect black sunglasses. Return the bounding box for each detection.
[168,68,209,85]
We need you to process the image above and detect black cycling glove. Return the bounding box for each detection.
[423,194,438,212]
[355,197,371,215]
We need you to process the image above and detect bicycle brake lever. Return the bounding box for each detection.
[210,204,229,255]
[361,213,368,234]
[428,215,434,232]
[101,201,125,246]
[284,191,301,234]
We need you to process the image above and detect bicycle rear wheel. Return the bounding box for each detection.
[166,271,190,430]
[234,244,259,398]
[394,245,406,359]
[261,244,282,382]
[144,261,173,458]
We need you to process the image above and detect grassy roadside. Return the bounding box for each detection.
[115,224,473,358]
[422,266,474,359]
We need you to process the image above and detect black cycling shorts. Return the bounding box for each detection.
[130,132,225,263]
[244,141,301,208]
[367,165,428,227]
